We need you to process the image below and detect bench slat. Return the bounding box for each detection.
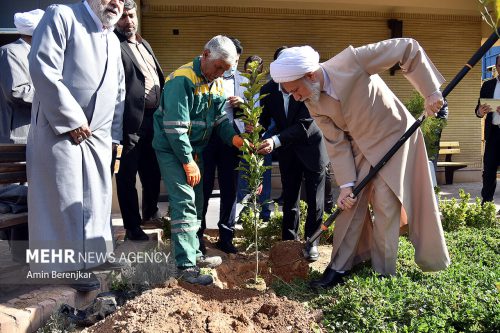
[0,212,28,229]
[439,141,460,148]
[0,151,26,162]
[0,162,26,173]
[438,148,460,155]
[0,171,27,184]
[0,144,28,230]
[437,162,467,167]
[0,144,27,153]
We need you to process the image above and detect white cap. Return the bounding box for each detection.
[14,9,45,36]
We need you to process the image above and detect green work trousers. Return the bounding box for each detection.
[155,151,203,268]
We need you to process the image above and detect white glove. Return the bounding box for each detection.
[424,90,444,117]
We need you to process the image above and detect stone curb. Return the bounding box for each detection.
[0,273,108,333]
[0,228,163,332]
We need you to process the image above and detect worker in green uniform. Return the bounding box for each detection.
[153,35,244,285]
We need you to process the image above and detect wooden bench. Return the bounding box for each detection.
[0,144,28,229]
[436,141,467,185]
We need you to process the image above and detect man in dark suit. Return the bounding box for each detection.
[257,70,328,261]
[475,55,500,205]
[114,0,164,240]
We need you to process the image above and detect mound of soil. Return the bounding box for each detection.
[84,281,322,333]
[214,240,309,289]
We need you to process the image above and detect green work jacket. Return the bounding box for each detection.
[153,56,236,164]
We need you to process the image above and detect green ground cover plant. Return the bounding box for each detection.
[273,216,499,332]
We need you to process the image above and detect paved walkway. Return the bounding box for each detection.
[439,181,500,210]
[123,182,498,229]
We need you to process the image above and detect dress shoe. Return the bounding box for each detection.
[215,240,238,254]
[303,244,319,262]
[70,272,101,292]
[309,267,348,290]
[125,227,149,241]
[142,218,165,229]
[196,255,222,268]
[177,266,213,285]
[142,211,165,228]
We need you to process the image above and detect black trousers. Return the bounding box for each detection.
[324,162,334,212]
[279,153,325,241]
[116,126,161,230]
[481,126,500,202]
[200,134,240,243]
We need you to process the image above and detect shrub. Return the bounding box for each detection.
[438,190,469,231]
[241,203,282,250]
[465,196,498,229]
[439,189,498,231]
[241,200,336,249]
[404,91,447,160]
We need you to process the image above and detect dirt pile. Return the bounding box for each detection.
[84,281,322,333]
[215,240,310,288]
[83,240,321,332]
[268,240,310,282]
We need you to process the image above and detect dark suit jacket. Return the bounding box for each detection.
[475,78,497,141]
[115,31,165,135]
[260,80,328,172]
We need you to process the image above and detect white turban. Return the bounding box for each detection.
[14,9,45,36]
[270,46,320,83]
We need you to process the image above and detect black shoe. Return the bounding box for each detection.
[70,272,101,292]
[125,227,149,241]
[303,245,319,262]
[215,240,238,254]
[309,267,348,290]
[196,255,222,268]
[177,266,213,285]
[273,194,284,206]
[142,210,162,225]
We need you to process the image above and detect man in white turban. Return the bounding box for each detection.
[0,9,44,143]
[14,9,45,36]
[267,39,450,289]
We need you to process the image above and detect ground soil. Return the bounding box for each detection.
[214,240,310,288]
[83,239,325,332]
[84,281,323,333]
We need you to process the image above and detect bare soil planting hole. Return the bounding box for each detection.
[83,241,323,332]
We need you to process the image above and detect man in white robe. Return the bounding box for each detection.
[27,0,125,291]
[0,9,44,143]
[268,39,450,289]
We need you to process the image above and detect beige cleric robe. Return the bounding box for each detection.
[307,38,450,272]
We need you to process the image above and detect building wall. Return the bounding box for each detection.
[141,5,483,170]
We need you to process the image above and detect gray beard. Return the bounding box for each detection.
[303,80,321,105]
[88,0,120,28]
